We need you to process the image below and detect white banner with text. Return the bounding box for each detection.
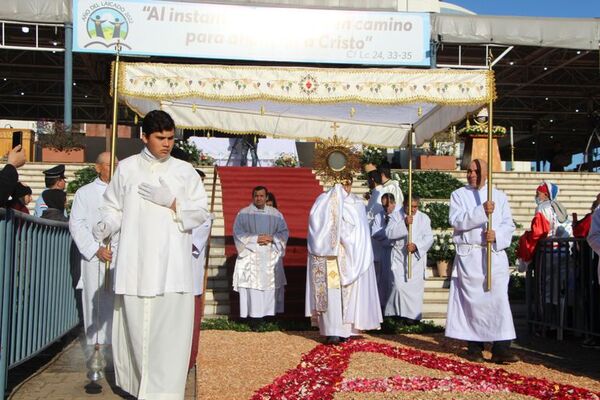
[73,0,431,66]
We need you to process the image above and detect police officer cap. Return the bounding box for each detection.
[43,164,65,179]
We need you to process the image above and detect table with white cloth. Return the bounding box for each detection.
[187,137,299,167]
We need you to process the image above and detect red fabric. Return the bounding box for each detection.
[218,167,323,317]
[536,184,549,196]
[573,213,592,238]
[7,200,29,214]
[516,212,550,263]
[189,294,202,370]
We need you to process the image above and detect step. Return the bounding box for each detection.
[422,300,448,314]
[423,287,450,301]
[203,300,231,316]
[424,278,451,289]
[203,289,230,302]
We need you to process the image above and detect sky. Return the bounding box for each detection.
[444,0,600,18]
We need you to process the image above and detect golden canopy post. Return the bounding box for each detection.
[486,51,494,292]
[105,41,122,290]
[406,129,413,280]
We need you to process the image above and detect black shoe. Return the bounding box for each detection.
[491,351,520,364]
[325,336,341,345]
[464,349,485,363]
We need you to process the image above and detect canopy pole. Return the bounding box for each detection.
[105,42,121,290]
[407,128,413,280]
[486,50,494,292]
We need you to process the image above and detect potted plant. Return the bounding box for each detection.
[274,153,299,167]
[429,233,455,277]
[38,121,85,163]
[360,146,387,172]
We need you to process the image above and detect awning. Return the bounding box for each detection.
[118,62,493,147]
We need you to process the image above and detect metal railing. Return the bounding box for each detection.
[526,237,600,340]
[0,208,80,397]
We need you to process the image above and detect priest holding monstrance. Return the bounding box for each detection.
[305,135,382,344]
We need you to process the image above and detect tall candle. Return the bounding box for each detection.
[510,126,514,147]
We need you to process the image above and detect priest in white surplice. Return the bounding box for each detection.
[93,110,209,399]
[445,159,519,364]
[373,193,433,322]
[306,180,382,344]
[378,163,404,206]
[69,152,117,351]
[232,186,288,326]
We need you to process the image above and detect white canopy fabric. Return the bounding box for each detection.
[117,62,493,147]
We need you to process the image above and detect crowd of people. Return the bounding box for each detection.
[3,109,600,398]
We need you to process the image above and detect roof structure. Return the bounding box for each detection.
[0,1,599,164]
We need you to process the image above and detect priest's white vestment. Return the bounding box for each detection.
[233,204,288,318]
[101,149,209,400]
[69,178,117,345]
[379,179,404,207]
[192,217,212,295]
[445,185,516,342]
[366,186,387,305]
[305,184,382,337]
[379,208,433,319]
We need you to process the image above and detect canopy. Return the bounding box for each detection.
[117,62,493,147]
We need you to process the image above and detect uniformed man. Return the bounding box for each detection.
[34,164,66,217]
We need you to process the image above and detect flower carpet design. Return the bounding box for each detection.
[251,339,600,400]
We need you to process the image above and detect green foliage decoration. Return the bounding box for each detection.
[360,146,387,165]
[67,166,97,194]
[395,171,463,199]
[421,202,451,230]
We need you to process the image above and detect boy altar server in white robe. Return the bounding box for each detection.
[306,180,382,344]
[445,159,519,364]
[93,110,209,399]
[69,152,118,349]
[233,186,288,325]
[373,193,433,322]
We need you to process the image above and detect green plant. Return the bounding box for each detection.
[429,233,455,262]
[396,171,463,199]
[508,272,526,301]
[201,317,314,332]
[505,235,521,266]
[374,318,444,334]
[274,153,299,167]
[421,202,450,230]
[174,139,201,165]
[67,166,97,194]
[360,146,387,165]
[38,121,85,151]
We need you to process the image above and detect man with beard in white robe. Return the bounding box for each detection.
[69,152,118,356]
[93,110,209,399]
[232,186,288,329]
[306,180,382,344]
[446,159,519,364]
[373,193,433,322]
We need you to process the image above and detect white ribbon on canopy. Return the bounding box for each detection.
[116,62,494,147]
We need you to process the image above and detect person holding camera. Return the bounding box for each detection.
[1,145,27,207]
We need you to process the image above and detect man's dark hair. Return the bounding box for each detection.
[45,177,61,188]
[367,170,382,187]
[252,186,268,196]
[142,110,175,136]
[377,162,392,179]
[381,193,395,203]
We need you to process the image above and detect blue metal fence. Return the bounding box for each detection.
[0,208,80,397]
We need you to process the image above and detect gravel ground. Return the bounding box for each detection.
[197,331,600,400]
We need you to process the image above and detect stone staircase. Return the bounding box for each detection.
[7,163,598,327]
